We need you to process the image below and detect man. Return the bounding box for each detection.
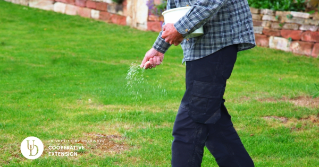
[140,0,255,166]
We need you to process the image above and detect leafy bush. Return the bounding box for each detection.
[247,0,306,11]
[147,0,167,16]
[112,0,124,4]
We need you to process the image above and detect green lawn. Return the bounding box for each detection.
[1,1,319,166]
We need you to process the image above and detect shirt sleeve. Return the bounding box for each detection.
[152,0,176,54]
[174,0,229,37]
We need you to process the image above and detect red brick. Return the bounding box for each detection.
[111,15,126,25]
[78,7,91,18]
[262,29,281,36]
[148,14,164,22]
[86,0,96,9]
[254,34,269,47]
[154,0,161,5]
[56,0,75,5]
[122,0,127,6]
[301,31,319,43]
[281,30,303,41]
[99,11,112,21]
[147,21,162,32]
[312,43,319,58]
[75,0,86,7]
[253,20,263,26]
[289,41,314,56]
[96,2,107,11]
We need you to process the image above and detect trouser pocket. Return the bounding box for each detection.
[188,80,225,124]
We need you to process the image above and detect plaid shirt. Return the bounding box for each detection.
[152,0,256,63]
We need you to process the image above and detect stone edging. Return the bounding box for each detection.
[251,8,319,58]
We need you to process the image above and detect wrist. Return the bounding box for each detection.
[152,47,165,55]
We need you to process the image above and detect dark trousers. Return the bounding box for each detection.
[171,45,254,167]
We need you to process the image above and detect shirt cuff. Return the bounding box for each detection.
[152,32,172,54]
[174,16,196,38]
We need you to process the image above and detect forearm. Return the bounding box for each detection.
[152,0,177,53]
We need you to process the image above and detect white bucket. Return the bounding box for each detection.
[162,7,204,38]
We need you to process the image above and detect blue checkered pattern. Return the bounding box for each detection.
[152,0,256,63]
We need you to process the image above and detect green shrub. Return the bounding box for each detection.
[147,0,167,16]
[247,0,305,11]
[112,0,124,4]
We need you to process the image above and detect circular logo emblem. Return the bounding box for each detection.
[20,136,44,159]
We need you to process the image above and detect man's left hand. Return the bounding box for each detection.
[161,23,184,46]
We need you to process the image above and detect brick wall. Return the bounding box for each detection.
[147,14,163,32]
[252,8,319,58]
[5,0,129,26]
[146,0,163,32]
[5,0,154,31]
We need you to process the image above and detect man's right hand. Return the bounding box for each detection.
[140,48,164,69]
